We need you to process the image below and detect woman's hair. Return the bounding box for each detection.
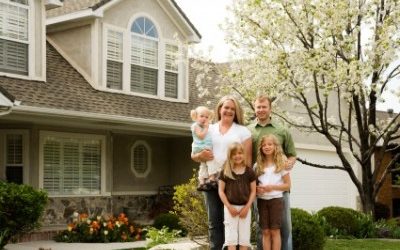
[190,106,214,122]
[255,134,287,176]
[215,95,244,125]
[222,142,246,180]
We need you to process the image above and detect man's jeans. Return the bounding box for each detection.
[204,189,224,250]
[255,191,293,250]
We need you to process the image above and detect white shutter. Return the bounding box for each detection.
[106,30,123,90]
[131,64,157,95]
[0,1,28,75]
[43,138,61,194]
[42,136,101,195]
[131,35,158,68]
[165,44,179,98]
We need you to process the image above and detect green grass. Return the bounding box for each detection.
[325,239,400,250]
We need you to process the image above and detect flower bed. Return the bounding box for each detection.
[54,212,144,243]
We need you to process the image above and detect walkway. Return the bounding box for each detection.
[5,238,207,250]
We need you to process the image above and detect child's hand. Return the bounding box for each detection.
[257,185,272,194]
[239,206,249,218]
[228,205,239,217]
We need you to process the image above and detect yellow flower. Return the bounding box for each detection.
[104,230,108,235]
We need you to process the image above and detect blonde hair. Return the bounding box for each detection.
[190,106,214,122]
[255,134,287,176]
[215,96,245,125]
[222,142,246,180]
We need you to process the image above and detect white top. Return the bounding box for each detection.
[257,164,289,200]
[209,122,251,171]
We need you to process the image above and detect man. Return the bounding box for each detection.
[248,95,297,250]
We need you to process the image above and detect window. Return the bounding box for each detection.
[106,30,123,90]
[165,44,178,98]
[41,133,104,196]
[5,134,23,183]
[130,17,158,95]
[0,0,29,75]
[131,140,151,178]
[105,16,187,101]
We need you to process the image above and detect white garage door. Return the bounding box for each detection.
[290,148,358,213]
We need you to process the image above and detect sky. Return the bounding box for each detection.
[175,0,400,113]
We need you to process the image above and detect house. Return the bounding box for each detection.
[0,0,365,234]
[0,0,203,227]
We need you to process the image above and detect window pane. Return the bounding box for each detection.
[165,71,178,98]
[131,64,157,95]
[43,136,101,195]
[6,134,22,164]
[165,44,178,71]
[11,0,28,5]
[6,166,23,184]
[0,38,28,75]
[133,145,147,174]
[106,60,122,90]
[0,2,28,41]
[131,35,158,68]
[107,30,123,61]
[131,17,158,38]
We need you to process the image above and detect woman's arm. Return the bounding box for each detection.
[191,149,213,162]
[218,180,238,217]
[243,137,252,167]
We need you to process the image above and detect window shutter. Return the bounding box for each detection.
[42,136,101,195]
[0,1,28,75]
[5,134,23,184]
[165,44,179,98]
[43,138,61,194]
[130,64,157,95]
[106,30,123,90]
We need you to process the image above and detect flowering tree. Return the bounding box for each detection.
[194,0,400,215]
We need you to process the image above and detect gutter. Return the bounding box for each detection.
[12,105,190,132]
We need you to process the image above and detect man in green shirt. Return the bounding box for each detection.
[248,95,297,250]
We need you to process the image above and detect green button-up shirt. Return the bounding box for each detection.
[248,118,297,163]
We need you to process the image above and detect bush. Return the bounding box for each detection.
[153,213,187,236]
[317,206,361,237]
[172,175,208,238]
[145,226,181,249]
[292,208,325,250]
[0,181,48,249]
[54,212,144,243]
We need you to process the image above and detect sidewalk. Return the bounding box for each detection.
[5,238,207,250]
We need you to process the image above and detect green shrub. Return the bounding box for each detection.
[145,226,181,249]
[172,175,207,238]
[292,208,325,250]
[354,212,377,238]
[0,181,48,249]
[317,206,361,237]
[153,213,187,236]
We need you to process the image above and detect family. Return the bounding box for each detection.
[190,95,297,250]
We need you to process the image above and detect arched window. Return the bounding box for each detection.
[131,140,151,178]
[130,17,158,95]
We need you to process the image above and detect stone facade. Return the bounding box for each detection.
[42,195,158,226]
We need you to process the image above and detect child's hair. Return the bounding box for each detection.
[190,106,214,122]
[222,142,246,180]
[255,134,287,176]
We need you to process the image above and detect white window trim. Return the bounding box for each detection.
[38,131,107,197]
[1,129,29,184]
[0,0,37,80]
[101,14,188,103]
[130,140,151,178]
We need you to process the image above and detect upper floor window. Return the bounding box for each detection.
[105,16,187,101]
[0,0,29,75]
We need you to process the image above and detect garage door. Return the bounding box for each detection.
[290,148,358,213]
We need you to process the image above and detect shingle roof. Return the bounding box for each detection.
[0,43,208,124]
[46,0,201,39]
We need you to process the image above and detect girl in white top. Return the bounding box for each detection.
[255,134,291,250]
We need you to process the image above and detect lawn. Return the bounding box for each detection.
[325,239,400,249]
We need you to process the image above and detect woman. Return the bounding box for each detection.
[192,95,252,250]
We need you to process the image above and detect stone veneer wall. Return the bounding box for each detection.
[42,195,157,226]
